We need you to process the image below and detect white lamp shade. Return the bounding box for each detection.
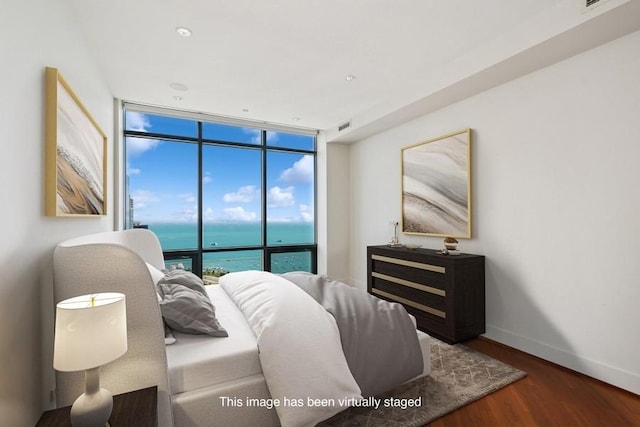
[54,292,127,372]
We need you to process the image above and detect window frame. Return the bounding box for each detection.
[123,104,318,277]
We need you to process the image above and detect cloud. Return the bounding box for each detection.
[268,186,295,208]
[224,185,258,203]
[178,205,198,222]
[124,112,160,156]
[266,131,279,143]
[126,111,151,131]
[266,217,292,223]
[129,189,160,209]
[223,206,258,221]
[203,172,212,184]
[243,128,280,144]
[243,129,261,143]
[204,207,215,221]
[178,193,196,203]
[127,166,141,175]
[279,155,313,184]
[126,136,161,157]
[299,204,314,222]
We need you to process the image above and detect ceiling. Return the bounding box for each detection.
[66,0,639,141]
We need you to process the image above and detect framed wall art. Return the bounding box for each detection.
[401,129,471,238]
[45,67,107,216]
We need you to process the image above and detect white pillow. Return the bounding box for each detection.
[146,262,165,285]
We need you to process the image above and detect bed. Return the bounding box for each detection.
[52,229,431,427]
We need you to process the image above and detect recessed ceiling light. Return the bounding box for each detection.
[173,95,183,101]
[175,26,192,37]
[169,82,188,91]
[292,117,301,121]
[345,75,357,82]
[242,109,249,113]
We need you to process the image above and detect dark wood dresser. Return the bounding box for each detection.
[367,245,485,343]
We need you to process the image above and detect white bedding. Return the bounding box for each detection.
[220,271,363,427]
[167,274,431,427]
[165,285,261,395]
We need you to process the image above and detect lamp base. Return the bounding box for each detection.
[70,367,114,427]
[70,387,113,427]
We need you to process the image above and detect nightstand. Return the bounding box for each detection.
[36,385,157,427]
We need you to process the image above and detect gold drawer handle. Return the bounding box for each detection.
[372,289,446,319]
[372,272,445,297]
[372,254,445,274]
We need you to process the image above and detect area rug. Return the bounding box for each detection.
[319,338,527,426]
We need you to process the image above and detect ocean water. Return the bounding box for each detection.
[147,222,314,273]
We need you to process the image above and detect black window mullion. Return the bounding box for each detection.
[196,121,204,277]
[124,130,198,144]
[261,130,268,271]
[263,146,314,156]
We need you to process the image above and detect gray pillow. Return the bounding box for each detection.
[158,269,208,297]
[157,282,228,337]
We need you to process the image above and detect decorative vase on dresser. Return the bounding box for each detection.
[367,245,485,344]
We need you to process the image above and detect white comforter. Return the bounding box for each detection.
[220,271,362,427]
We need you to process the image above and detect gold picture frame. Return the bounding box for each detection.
[45,67,107,216]
[401,129,472,238]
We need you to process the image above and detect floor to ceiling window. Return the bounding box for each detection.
[123,105,317,282]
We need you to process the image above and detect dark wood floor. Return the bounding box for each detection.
[428,337,640,427]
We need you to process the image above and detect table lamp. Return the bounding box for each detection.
[54,292,127,427]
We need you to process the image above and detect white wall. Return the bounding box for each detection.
[0,1,114,425]
[348,30,640,394]
[325,143,351,282]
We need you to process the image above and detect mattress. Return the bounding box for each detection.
[166,284,431,396]
[165,285,262,395]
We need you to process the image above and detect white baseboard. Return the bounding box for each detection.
[485,325,640,396]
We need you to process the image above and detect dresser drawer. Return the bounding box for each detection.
[371,275,446,319]
[370,254,446,289]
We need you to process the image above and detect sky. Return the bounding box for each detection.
[125,111,314,224]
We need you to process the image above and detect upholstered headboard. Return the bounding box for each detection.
[53,229,172,427]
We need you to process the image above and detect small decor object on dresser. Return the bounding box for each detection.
[387,221,403,247]
[439,236,460,255]
[443,236,458,251]
[367,245,485,343]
